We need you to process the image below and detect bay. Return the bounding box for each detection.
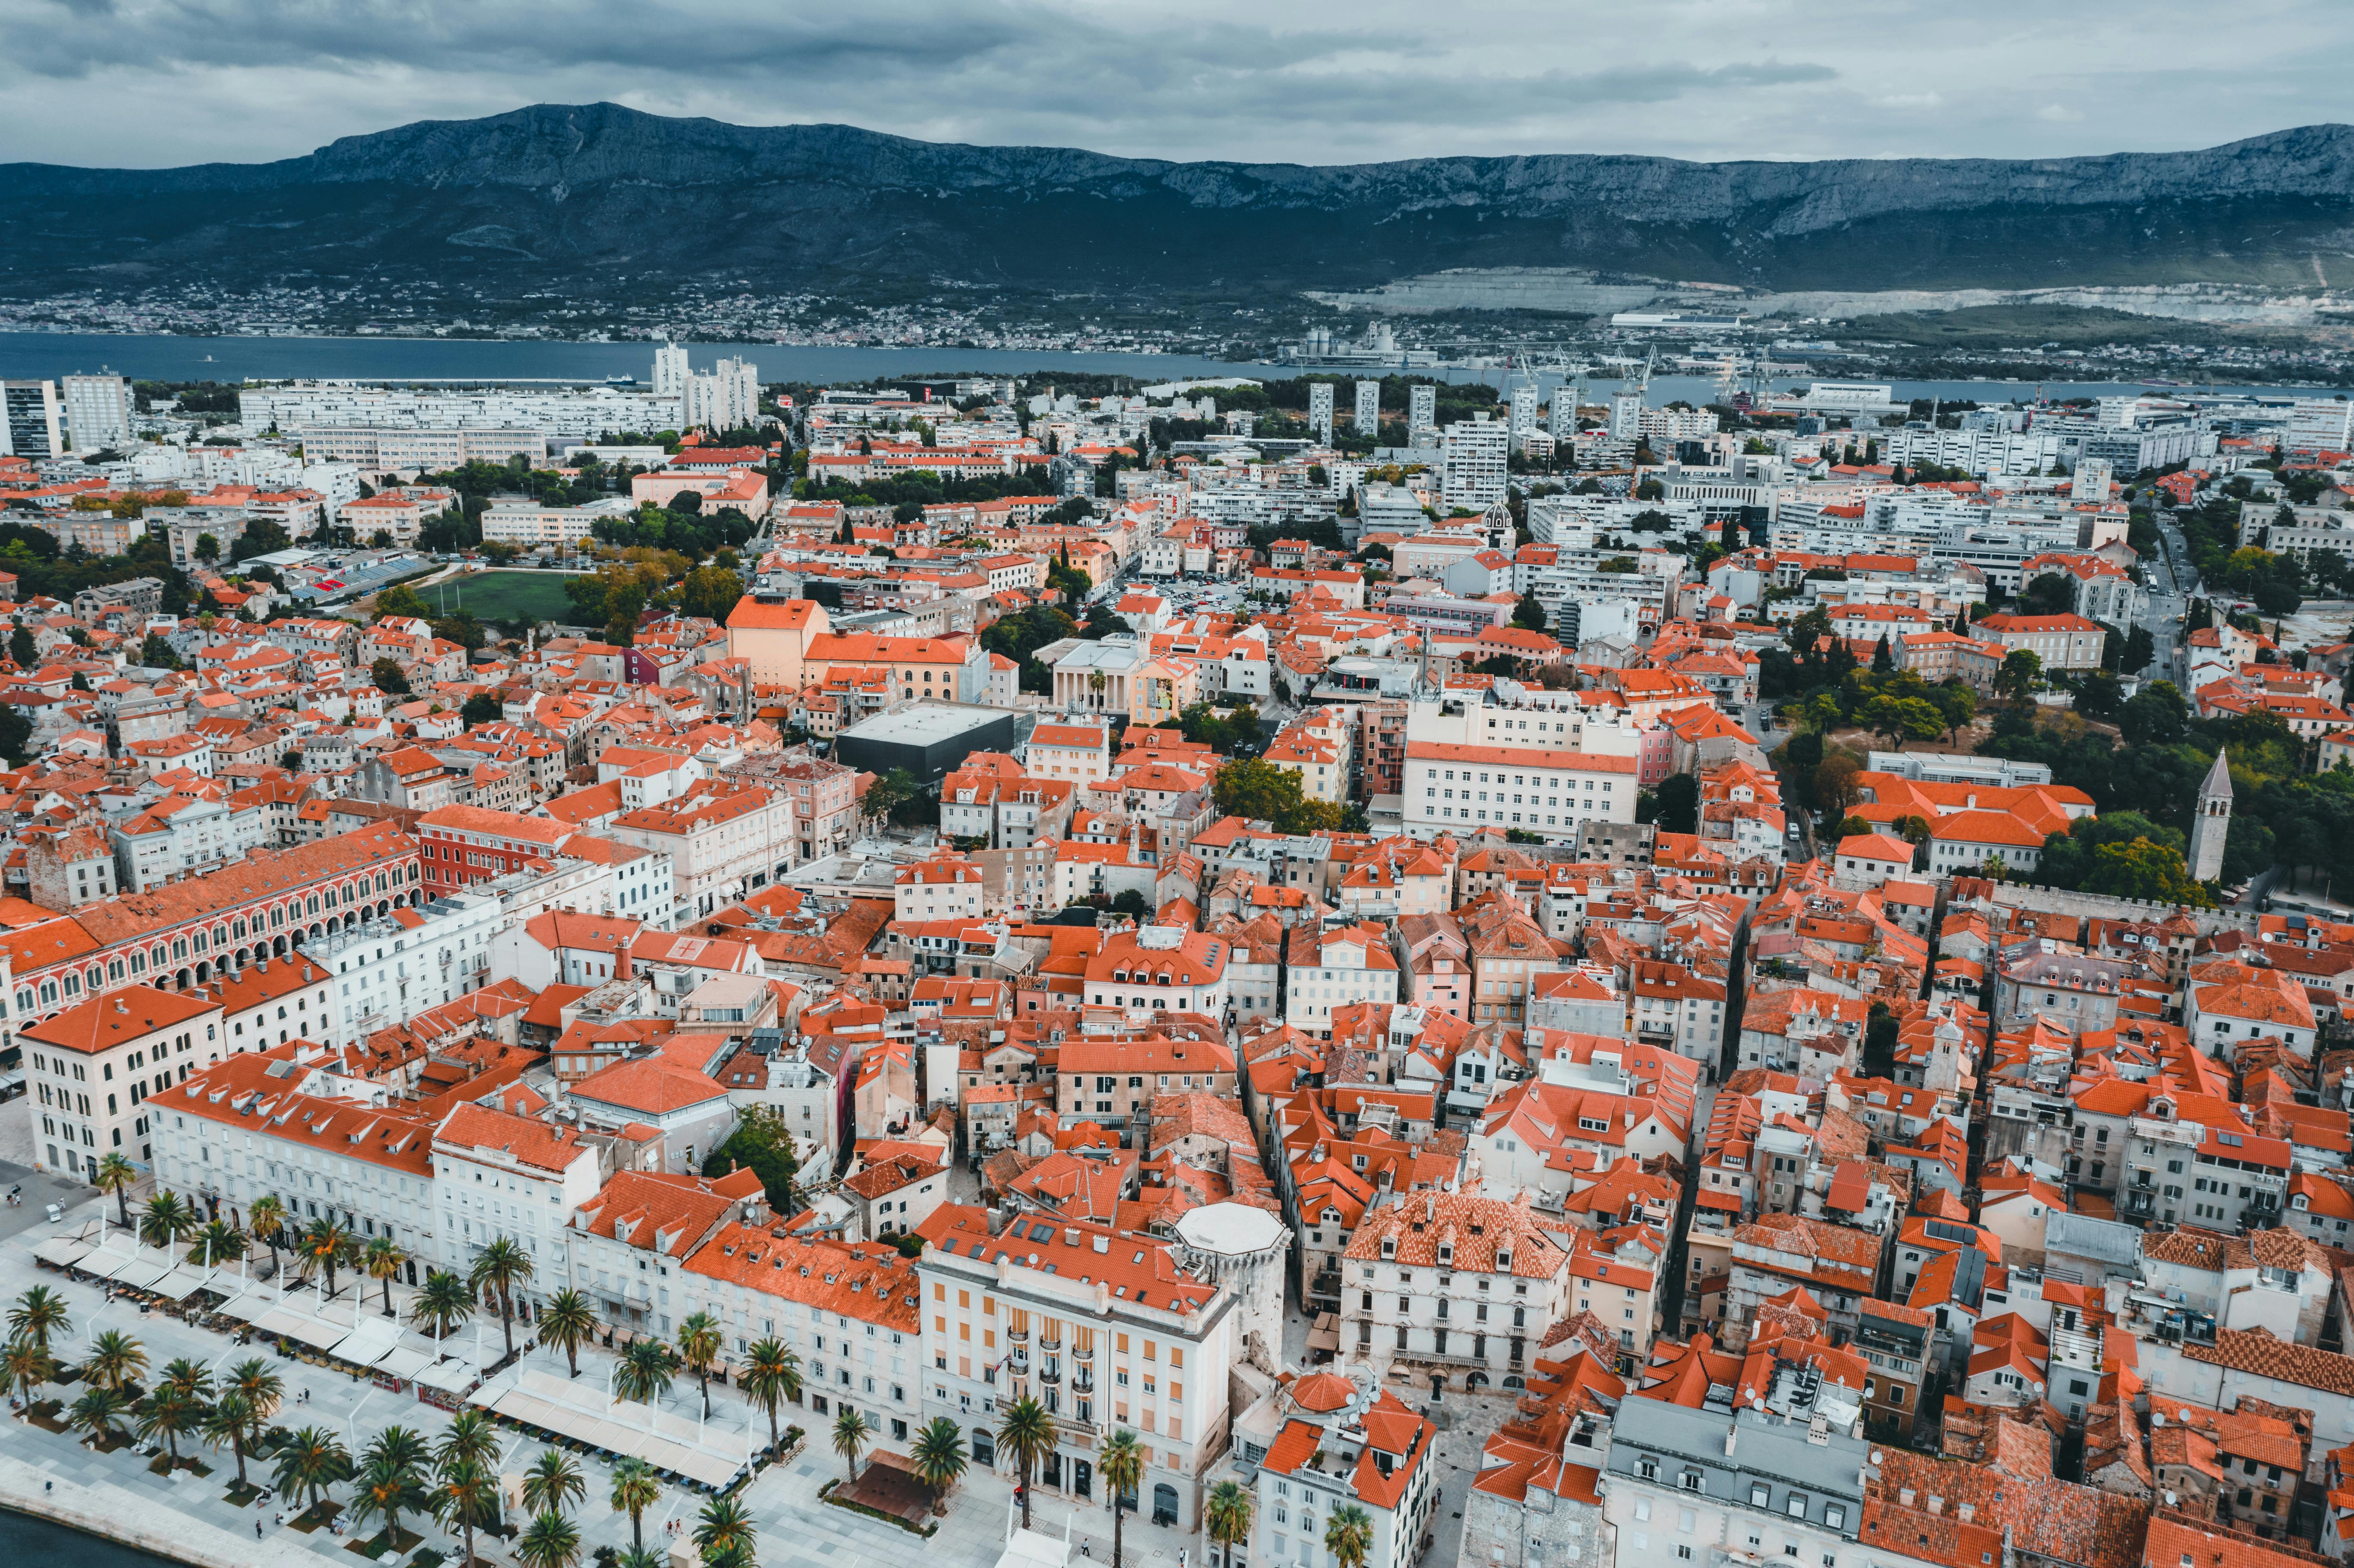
[3,1509,185,1568]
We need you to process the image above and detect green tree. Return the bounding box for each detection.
[1652,773,1700,835]
[70,1385,128,1447]
[540,1290,599,1380]
[693,1495,758,1568]
[1511,591,1550,632]
[408,1269,473,1342]
[1212,757,1306,825]
[436,1410,501,1472]
[1324,1505,1375,1568]
[362,1235,407,1316]
[700,1108,800,1214]
[997,1396,1055,1531]
[860,766,922,828]
[1207,1481,1257,1568]
[9,1284,72,1349]
[374,584,431,621]
[521,1449,586,1518]
[245,1196,288,1277]
[469,1236,535,1361]
[350,1428,432,1549]
[134,1359,209,1465]
[297,1217,357,1298]
[1814,753,1863,820]
[615,1340,676,1407]
[1929,683,1978,746]
[202,1389,257,1488]
[739,1338,802,1451]
[431,1457,500,1568]
[676,1311,724,1420]
[138,1189,198,1252]
[911,1416,968,1512]
[138,632,182,669]
[2120,680,2189,747]
[3,1339,56,1413]
[371,658,412,695]
[193,533,221,564]
[461,691,502,727]
[681,564,745,623]
[1996,648,2043,705]
[610,1459,662,1555]
[831,1404,873,1484]
[272,1425,353,1514]
[1101,1429,1147,1568]
[8,626,35,667]
[86,1328,147,1393]
[516,1510,583,1568]
[1858,695,1946,751]
[1870,634,1894,673]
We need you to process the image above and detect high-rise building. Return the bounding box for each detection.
[1609,388,1645,441]
[1354,380,1381,435]
[61,374,132,450]
[2285,398,2354,454]
[652,343,690,400]
[1409,383,1436,437]
[1308,382,1334,442]
[1549,380,1582,440]
[1441,414,1510,509]
[0,381,62,459]
[683,357,760,432]
[1508,379,1539,437]
[2072,457,2114,502]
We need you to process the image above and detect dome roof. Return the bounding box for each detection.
[1290,1371,1356,1414]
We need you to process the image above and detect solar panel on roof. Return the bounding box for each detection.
[1924,1219,1979,1245]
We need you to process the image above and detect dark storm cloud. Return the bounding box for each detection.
[0,0,2347,168]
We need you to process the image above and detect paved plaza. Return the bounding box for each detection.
[0,1180,1268,1568]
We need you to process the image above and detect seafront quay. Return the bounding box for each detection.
[1,1198,1209,1568]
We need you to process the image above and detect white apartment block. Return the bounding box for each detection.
[483,495,636,547]
[244,383,684,438]
[24,989,222,1178]
[1442,417,1510,509]
[1402,741,1638,845]
[310,890,504,1049]
[62,374,134,449]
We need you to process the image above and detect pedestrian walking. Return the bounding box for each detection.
[256,1521,264,1540]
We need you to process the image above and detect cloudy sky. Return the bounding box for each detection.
[2,0,2345,169]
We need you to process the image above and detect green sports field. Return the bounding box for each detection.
[418,571,583,626]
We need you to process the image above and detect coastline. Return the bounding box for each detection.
[0,1449,320,1568]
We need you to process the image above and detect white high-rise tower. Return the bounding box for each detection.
[1308,382,1334,442]
[1354,380,1381,436]
[652,343,690,399]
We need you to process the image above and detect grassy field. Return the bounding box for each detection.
[419,570,581,625]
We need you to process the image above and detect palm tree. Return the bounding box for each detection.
[136,1357,213,1465]
[247,1195,288,1277]
[676,1310,723,1419]
[299,1218,357,1298]
[85,1328,148,1394]
[93,1152,138,1229]
[910,1417,967,1514]
[516,1509,582,1568]
[1323,1505,1374,1568]
[273,1425,352,1517]
[692,1495,757,1568]
[831,1405,872,1485]
[468,1237,534,1360]
[349,1439,430,1550]
[69,1385,127,1447]
[614,1339,675,1407]
[436,1409,500,1473]
[432,1456,500,1568]
[618,1551,664,1568]
[190,1218,246,1270]
[7,1285,70,1351]
[204,1390,258,1488]
[137,1190,198,1252]
[738,1338,800,1450]
[521,1449,585,1518]
[1206,1481,1256,1568]
[3,1339,56,1413]
[609,1457,662,1554]
[409,1269,473,1342]
[996,1396,1055,1531]
[539,1289,598,1378]
[224,1356,284,1433]
[1100,1429,1146,1568]
[362,1236,407,1316]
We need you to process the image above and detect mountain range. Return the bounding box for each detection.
[7,103,2354,307]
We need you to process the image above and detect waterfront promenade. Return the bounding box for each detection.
[0,1188,1208,1568]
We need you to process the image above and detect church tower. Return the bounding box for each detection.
[2188,747,2232,883]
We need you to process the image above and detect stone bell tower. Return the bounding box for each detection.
[2188,747,2232,884]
